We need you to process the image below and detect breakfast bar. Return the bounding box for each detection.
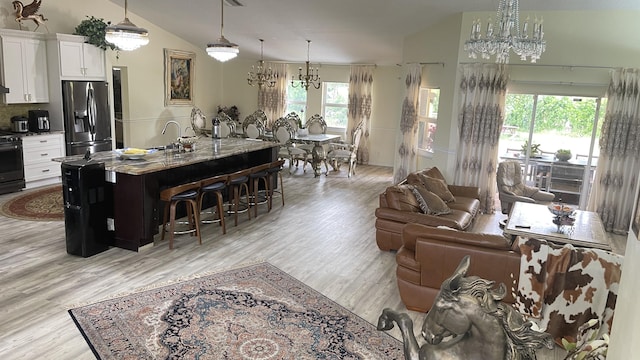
[55,137,278,251]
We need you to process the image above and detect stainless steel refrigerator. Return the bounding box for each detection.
[62,81,112,155]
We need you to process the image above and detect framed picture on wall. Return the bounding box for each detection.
[164,49,195,106]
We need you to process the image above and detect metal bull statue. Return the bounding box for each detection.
[377,256,554,360]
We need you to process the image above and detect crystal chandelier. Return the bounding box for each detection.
[105,0,149,51]
[464,0,545,63]
[291,40,320,90]
[247,39,276,88]
[207,0,239,62]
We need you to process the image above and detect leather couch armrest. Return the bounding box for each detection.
[448,185,480,199]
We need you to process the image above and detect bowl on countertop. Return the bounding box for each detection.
[548,203,575,217]
[114,148,157,160]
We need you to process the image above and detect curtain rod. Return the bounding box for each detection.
[266,60,377,67]
[401,62,445,67]
[510,80,608,87]
[459,62,615,70]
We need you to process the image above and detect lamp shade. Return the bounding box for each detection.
[207,36,239,62]
[105,18,149,51]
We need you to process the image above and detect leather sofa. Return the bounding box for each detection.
[396,223,520,312]
[375,167,481,251]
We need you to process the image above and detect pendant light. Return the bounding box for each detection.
[105,0,149,51]
[207,0,239,62]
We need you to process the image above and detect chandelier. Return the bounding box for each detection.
[291,40,320,90]
[464,0,545,63]
[207,0,239,62]
[105,0,149,51]
[247,39,276,88]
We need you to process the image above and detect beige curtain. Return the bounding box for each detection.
[258,62,288,129]
[347,65,374,164]
[454,63,509,214]
[588,68,640,234]
[392,64,422,184]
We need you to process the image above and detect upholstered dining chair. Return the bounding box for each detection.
[272,117,308,172]
[284,112,300,132]
[305,114,327,135]
[216,112,237,138]
[242,112,266,139]
[497,160,555,214]
[327,121,364,178]
[298,114,328,170]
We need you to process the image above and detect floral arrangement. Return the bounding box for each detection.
[521,140,541,156]
[217,105,240,122]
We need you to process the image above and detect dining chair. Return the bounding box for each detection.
[272,117,308,172]
[216,112,237,138]
[284,112,300,132]
[299,114,329,172]
[242,112,266,139]
[327,121,364,177]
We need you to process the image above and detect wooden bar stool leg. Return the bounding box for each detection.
[215,191,226,234]
[169,201,177,250]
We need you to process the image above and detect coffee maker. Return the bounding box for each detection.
[28,110,50,133]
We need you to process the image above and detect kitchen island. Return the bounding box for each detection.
[54,137,278,251]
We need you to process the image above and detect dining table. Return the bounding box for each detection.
[291,133,341,177]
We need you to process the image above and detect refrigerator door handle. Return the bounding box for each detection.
[87,85,96,140]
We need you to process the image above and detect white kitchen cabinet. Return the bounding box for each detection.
[59,40,106,80]
[22,133,65,189]
[0,29,49,104]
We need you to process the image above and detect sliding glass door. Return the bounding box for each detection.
[499,94,604,208]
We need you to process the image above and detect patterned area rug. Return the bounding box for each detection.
[0,185,63,221]
[68,263,403,359]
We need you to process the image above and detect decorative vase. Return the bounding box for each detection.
[555,152,572,161]
[297,128,308,137]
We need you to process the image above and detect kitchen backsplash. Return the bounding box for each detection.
[0,103,47,131]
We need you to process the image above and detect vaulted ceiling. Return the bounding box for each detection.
[108,0,640,65]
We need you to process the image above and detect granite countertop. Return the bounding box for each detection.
[52,137,278,175]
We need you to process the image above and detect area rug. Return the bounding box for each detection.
[68,262,404,359]
[0,185,63,221]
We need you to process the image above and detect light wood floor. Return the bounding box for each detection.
[0,164,626,359]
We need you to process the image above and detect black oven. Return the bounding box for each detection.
[0,133,25,194]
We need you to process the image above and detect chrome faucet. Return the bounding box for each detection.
[162,120,181,139]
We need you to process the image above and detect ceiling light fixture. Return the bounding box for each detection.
[464,0,545,63]
[247,39,276,88]
[207,0,239,62]
[105,0,149,51]
[291,40,320,91]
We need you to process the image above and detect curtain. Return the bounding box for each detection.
[454,63,509,214]
[347,65,374,164]
[587,68,640,234]
[392,64,422,184]
[258,62,288,129]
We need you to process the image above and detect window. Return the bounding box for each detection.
[417,88,440,153]
[500,93,604,208]
[322,82,349,129]
[286,82,307,120]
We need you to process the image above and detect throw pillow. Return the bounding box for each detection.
[406,173,424,187]
[421,175,456,203]
[420,167,446,181]
[384,185,421,213]
[411,185,451,215]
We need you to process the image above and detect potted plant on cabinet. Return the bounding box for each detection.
[74,16,119,57]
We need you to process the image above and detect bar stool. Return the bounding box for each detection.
[249,163,271,218]
[267,159,286,211]
[198,174,227,234]
[226,168,252,226]
[160,181,201,249]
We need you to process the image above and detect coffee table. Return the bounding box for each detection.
[504,201,611,251]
